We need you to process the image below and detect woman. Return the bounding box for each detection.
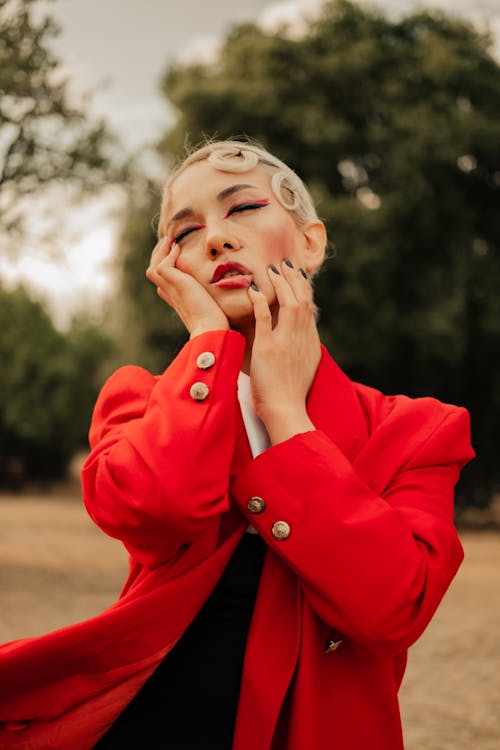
[0,140,474,749]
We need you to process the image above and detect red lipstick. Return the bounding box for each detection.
[211,262,252,288]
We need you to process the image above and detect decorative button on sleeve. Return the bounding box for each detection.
[196,352,216,370]
[247,496,266,514]
[324,639,343,654]
[271,521,291,540]
[189,382,210,401]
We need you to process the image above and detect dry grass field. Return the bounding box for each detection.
[0,486,499,749]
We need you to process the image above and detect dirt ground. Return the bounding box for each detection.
[0,487,498,749]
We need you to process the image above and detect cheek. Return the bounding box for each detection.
[260,224,301,264]
[175,251,198,278]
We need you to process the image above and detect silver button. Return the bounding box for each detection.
[189,382,210,401]
[271,521,290,540]
[196,351,216,370]
[247,496,266,514]
[324,639,343,654]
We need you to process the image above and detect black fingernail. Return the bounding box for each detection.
[270,264,280,274]
[299,268,308,279]
[250,281,259,291]
[284,258,294,268]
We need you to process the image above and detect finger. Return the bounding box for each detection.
[146,238,168,282]
[248,282,272,337]
[148,243,180,285]
[267,263,299,317]
[157,286,168,302]
[280,259,313,304]
[148,237,169,270]
[157,242,180,274]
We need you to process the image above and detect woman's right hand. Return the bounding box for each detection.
[146,239,229,338]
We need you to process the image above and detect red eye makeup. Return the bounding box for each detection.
[171,224,205,246]
[224,199,270,218]
[169,199,270,246]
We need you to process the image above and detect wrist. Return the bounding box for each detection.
[190,320,229,339]
[260,405,315,445]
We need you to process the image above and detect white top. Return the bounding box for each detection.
[237,372,271,534]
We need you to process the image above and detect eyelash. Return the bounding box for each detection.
[173,201,268,244]
[173,225,200,244]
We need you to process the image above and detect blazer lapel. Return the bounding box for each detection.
[306,345,369,462]
[231,345,369,472]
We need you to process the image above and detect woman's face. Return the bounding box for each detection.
[163,159,324,326]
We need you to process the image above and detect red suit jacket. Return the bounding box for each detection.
[0,330,474,749]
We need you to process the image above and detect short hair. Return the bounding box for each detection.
[157,138,318,238]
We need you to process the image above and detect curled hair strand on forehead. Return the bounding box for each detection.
[206,147,259,172]
[158,138,318,237]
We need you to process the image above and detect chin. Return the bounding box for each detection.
[220,289,277,330]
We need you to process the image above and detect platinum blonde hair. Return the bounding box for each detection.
[157,139,318,237]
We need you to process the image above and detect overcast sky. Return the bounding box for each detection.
[48,0,500,151]
[3,0,499,325]
[49,0,286,151]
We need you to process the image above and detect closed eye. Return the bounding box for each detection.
[226,200,269,217]
[173,224,203,244]
[173,201,268,243]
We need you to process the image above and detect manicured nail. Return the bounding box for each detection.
[269,264,280,274]
[250,281,259,291]
[284,258,294,268]
[299,268,308,279]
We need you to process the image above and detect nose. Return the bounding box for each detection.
[205,225,240,259]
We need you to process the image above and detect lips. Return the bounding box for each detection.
[211,262,252,283]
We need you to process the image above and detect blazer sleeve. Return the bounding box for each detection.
[81,329,246,568]
[230,402,474,653]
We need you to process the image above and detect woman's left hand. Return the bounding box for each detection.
[247,259,321,444]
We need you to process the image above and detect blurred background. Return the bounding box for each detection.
[1,0,499,508]
[1,1,499,747]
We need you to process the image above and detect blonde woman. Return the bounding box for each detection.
[0,141,474,750]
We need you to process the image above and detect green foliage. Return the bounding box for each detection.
[0,0,121,240]
[0,285,113,484]
[120,0,500,501]
[113,188,187,372]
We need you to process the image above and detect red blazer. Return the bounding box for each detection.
[0,330,474,749]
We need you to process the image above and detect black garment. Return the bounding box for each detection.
[95,532,266,749]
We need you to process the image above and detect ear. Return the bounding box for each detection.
[301,220,327,274]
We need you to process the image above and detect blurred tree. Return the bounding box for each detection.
[112,187,187,372]
[0,0,121,244]
[0,285,112,487]
[119,0,500,502]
